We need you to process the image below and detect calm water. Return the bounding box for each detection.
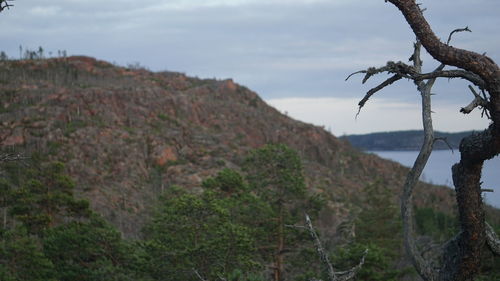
[370,150,500,208]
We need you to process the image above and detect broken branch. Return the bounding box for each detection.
[460,85,490,117]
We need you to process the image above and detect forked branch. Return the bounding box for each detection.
[348,25,484,117]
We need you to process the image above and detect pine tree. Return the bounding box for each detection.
[243,144,309,281]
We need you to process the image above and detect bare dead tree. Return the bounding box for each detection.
[0,0,13,12]
[347,1,500,280]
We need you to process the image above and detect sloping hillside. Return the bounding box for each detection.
[0,57,470,238]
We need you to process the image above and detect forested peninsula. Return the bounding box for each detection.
[343,130,475,151]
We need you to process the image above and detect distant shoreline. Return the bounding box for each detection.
[342,130,475,151]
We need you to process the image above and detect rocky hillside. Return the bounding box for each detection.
[0,56,489,238]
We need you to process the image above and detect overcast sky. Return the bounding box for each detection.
[1,0,499,135]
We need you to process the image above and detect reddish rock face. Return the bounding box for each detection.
[2,134,24,146]
[155,146,178,166]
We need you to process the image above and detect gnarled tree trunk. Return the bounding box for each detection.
[385,1,500,280]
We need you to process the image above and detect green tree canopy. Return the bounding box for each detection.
[143,184,262,281]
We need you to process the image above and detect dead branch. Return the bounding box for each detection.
[399,40,438,281]
[351,58,483,118]
[305,214,367,281]
[485,223,500,255]
[446,27,471,46]
[460,85,490,118]
[346,61,415,83]
[193,269,208,281]
[434,137,454,153]
[415,70,484,88]
[332,253,367,281]
[356,74,402,117]
[305,213,337,281]
[0,0,13,12]
[350,65,485,89]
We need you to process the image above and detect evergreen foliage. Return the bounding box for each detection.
[43,214,145,281]
[142,183,263,281]
[332,181,411,281]
[0,160,149,281]
[0,227,56,281]
[415,207,458,241]
[1,149,495,280]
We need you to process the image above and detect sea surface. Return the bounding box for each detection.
[370,150,500,208]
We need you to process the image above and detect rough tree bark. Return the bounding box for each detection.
[274,204,285,281]
[348,1,500,280]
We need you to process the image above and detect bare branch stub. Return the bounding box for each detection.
[460,85,490,118]
[446,27,471,46]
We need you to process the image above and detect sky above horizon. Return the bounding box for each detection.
[1,0,499,135]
